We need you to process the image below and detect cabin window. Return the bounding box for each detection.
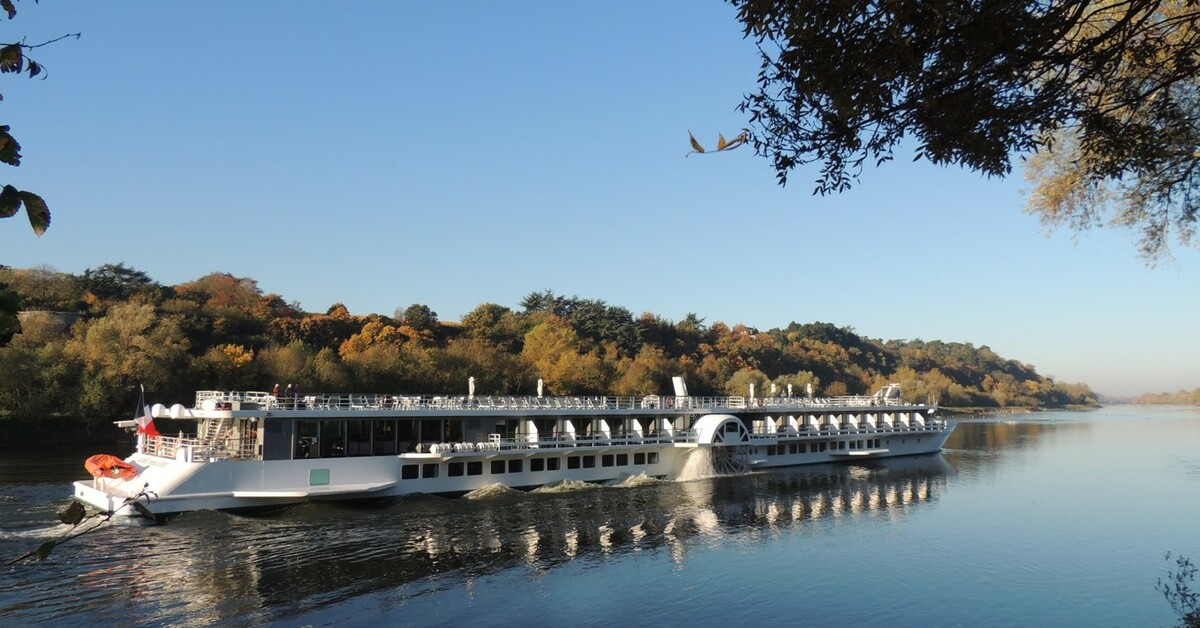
[616,453,628,466]
[508,459,523,473]
[346,420,372,456]
[422,463,439,478]
[799,443,808,453]
[531,458,545,472]
[582,455,596,468]
[402,464,419,480]
[789,443,798,454]
[567,456,581,469]
[448,462,464,477]
[396,419,418,453]
[491,460,506,474]
[819,442,828,452]
[634,452,646,465]
[373,420,398,455]
[547,457,560,471]
[295,420,320,459]
[602,455,614,467]
[320,420,345,457]
[767,445,777,456]
[467,461,483,476]
[647,452,658,464]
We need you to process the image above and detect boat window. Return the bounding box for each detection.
[647,452,658,464]
[491,460,506,474]
[421,419,444,444]
[567,456,581,469]
[396,419,418,453]
[346,420,372,456]
[402,464,419,480]
[448,462,464,476]
[508,459,522,473]
[547,457,560,471]
[616,453,628,466]
[295,420,319,459]
[373,420,397,455]
[767,445,777,456]
[531,458,545,472]
[467,461,483,475]
[634,452,646,465]
[422,463,439,478]
[799,443,807,453]
[583,456,596,468]
[602,455,614,467]
[320,420,345,457]
[789,443,798,454]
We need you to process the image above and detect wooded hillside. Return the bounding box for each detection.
[0,265,1098,439]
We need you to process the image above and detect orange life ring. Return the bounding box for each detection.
[84,454,137,481]
[665,397,674,408]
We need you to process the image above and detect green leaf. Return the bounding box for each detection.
[57,501,86,526]
[0,43,23,73]
[35,540,56,560]
[0,125,21,166]
[18,190,49,235]
[0,184,19,218]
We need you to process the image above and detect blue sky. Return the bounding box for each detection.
[2,2,1197,397]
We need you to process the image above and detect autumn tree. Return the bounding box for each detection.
[725,368,772,398]
[612,345,677,396]
[460,302,525,352]
[521,317,610,394]
[65,302,191,418]
[0,265,83,311]
[402,303,439,333]
[0,310,79,421]
[0,278,18,344]
[83,263,158,304]
[731,0,1200,260]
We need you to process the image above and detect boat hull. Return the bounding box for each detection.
[73,424,954,517]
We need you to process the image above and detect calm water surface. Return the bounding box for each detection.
[1,405,1198,626]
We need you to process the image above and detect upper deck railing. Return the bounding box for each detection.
[194,391,927,413]
[142,433,257,461]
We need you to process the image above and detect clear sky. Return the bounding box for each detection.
[2,2,1197,397]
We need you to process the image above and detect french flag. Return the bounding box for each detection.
[136,405,160,438]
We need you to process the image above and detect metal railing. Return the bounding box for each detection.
[194,391,923,413]
[142,434,258,461]
[420,419,950,455]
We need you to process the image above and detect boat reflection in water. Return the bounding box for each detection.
[6,454,951,624]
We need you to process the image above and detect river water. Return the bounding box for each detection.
[1,405,1198,626]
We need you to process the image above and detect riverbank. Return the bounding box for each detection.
[940,403,1099,418]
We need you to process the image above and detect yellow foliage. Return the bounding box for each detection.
[222,344,254,368]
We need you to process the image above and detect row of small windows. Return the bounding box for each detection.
[766,439,884,456]
[400,452,661,481]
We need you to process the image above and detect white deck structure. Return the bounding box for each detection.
[73,383,953,518]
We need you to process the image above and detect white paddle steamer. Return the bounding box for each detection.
[73,380,953,518]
